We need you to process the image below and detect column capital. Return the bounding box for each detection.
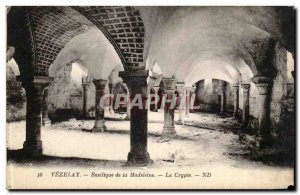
[147,71,158,90]
[232,84,239,92]
[92,79,107,89]
[232,83,239,88]
[153,86,160,92]
[82,82,90,88]
[185,86,192,92]
[217,86,225,94]
[176,82,185,94]
[23,76,53,96]
[82,75,91,83]
[252,75,272,84]
[162,77,176,90]
[241,83,250,93]
[108,83,115,90]
[256,83,271,95]
[119,70,149,88]
[252,75,272,95]
[191,85,197,93]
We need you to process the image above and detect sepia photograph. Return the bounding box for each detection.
[5,5,295,190]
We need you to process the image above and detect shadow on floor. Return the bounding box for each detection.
[7,149,128,168]
[80,129,200,142]
[228,134,295,168]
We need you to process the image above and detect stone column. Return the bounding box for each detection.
[185,87,191,117]
[218,81,226,114]
[232,84,239,117]
[190,85,197,113]
[252,76,272,146]
[241,83,250,126]
[161,77,177,138]
[119,70,151,164]
[91,79,107,132]
[153,86,160,112]
[108,83,115,115]
[23,76,52,157]
[42,88,51,126]
[81,80,90,119]
[124,84,130,120]
[176,83,185,125]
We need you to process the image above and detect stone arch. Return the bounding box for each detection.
[183,60,239,87]
[7,6,147,80]
[146,7,293,81]
[73,6,146,70]
[108,63,124,85]
[49,28,121,81]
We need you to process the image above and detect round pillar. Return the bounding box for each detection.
[190,85,197,113]
[161,77,177,138]
[232,84,239,117]
[81,82,90,119]
[91,79,107,132]
[185,87,191,117]
[241,83,250,126]
[153,86,160,112]
[42,88,51,126]
[108,83,115,115]
[218,88,226,114]
[23,76,52,158]
[176,83,185,125]
[124,84,131,120]
[253,76,273,147]
[119,70,151,165]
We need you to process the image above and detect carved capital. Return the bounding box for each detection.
[82,82,90,89]
[252,75,272,95]
[23,76,53,97]
[92,79,107,90]
[252,75,272,85]
[162,77,177,90]
[191,85,197,93]
[241,83,250,93]
[119,70,149,97]
[153,86,160,93]
[256,83,271,95]
[119,70,149,88]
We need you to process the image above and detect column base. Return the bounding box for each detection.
[124,115,130,121]
[91,120,106,132]
[81,114,90,119]
[184,114,190,118]
[127,151,151,165]
[109,109,115,116]
[233,112,238,118]
[162,126,176,138]
[220,111,226,115]
[256,136,273,149]
[23,141,43,158]
[241,121,249,128]
[176,119,184,125]
[42,118,51,126]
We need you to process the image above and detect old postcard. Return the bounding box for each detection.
[6,6,295,190]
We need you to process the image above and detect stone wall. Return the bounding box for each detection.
[246,43,295,145]
[269,44,291,140]
[6,64,26,122]
[195,79,234,113]
[48,63,92,120]
[48,63,118,120]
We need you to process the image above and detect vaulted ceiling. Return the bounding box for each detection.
[7,6,294,84]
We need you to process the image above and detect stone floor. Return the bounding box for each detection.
[6,110,294,189]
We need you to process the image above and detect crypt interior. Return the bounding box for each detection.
[6,6,295,187]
